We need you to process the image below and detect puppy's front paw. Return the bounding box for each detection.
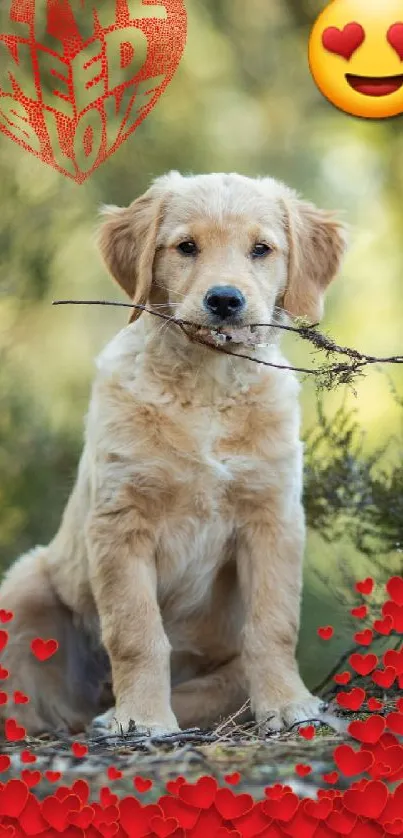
[256,693,327,736]
[94,706,180,737]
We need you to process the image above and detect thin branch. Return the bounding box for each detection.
[52,299,403,389]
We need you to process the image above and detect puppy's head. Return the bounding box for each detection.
[99,172,347,344]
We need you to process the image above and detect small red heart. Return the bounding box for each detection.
[13,690,30,705]
[45,771,62,783]
[224,772,241,785]
[68,805,94,829]
[388,24,403,61]
[374,615,393,635]
[354,629,373,646]
[71,741,88,758]
[385,820,403,836]
[368,698,384,712]
[383,600,403,632]
[0,755,11,773]
[349,652,378,676]
[298,724,315,740]
[336,687,366,711]
[166,777,185,795]
[134,775,153,793]
[20,769,41,788]
[0,610,13,623]
[322,22,365,60]
[179,775,218,809]
[30,637,59,661]
[322,771,339,784]
[351,605,368,618]
[4,718,26,742]
[0,692,8,705]
[0,666,9,679]
[107,766,122,781]
[355,577,374,595]
[344,779,388,819]
[295,763,312,777]
[0,631,9,652]
[317,625,334,640]
[384,649,403,675]
[20,750,36,764]
[333,671,351,685]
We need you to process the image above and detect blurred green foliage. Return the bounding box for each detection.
[1,0,402,686]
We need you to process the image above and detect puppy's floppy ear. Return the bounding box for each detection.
[280,192,347,323]
[98,186,165,322]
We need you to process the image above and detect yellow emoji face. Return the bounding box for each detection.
[309,0,403,118]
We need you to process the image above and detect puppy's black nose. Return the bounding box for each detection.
[204,286,246,320]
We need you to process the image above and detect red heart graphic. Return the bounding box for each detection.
[150,816,179,838]
[0,631,8,652]
[349,652,378,676]
[343,779,388,819]
[388,24,403,61]
[68,805,95,829]
[215,789,254,819]
[383,649,403,675]
[0,756,11,774]
[20,750,36,764]
[178,776,218,809]
[368,698,384,712]
[100,786,118,807]
[4,717,26,742]
[263,792,299,822]
[134,775,153,793]
[45,771,62,783]
[224,772,241,786]
[0,611,13,623]
[322,771,339,784]
[298,724,315,740]
[336,688,366,711]
[295,764,312,777]
[159,795,200,830]
[42,794,80,831]
[386,713,403,736]
[0,692,8,705]
[71,778,90,804]
[372,667,396,689]
[0,666,9,680]
[304,797,334,820]
[20,769,41,789]
[0,779,29,817]
[19,793,48,835]
[30,637,59,661]
[348,715,386,745]
[333,745,374,777]
[0,0,187,183]
[97,822,119,838]
[352,605,368,618]
[373,615,393,635]
[322,22,365,60]
[13,690,30,704]
[318,625,334,640]
[382,601,403,632]
[334,671,352,685]
[71,741,88,758]
[354,629,373,646]
[107,766,123,781]
[355,578,374,595]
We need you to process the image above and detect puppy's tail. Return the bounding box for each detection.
[0,547,107,735]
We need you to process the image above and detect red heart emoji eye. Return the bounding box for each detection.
[387,23,403,60]
[322,22,365,60]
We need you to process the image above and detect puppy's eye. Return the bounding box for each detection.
[177,240,198,256]
[251,243,272,258]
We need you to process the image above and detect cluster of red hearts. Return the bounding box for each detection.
[0,573,403,837]
[0,0,187,182]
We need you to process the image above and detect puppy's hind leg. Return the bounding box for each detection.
[0,547,107,735]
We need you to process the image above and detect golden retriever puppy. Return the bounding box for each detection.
[0,172,346,737]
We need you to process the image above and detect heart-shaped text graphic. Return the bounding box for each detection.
[387,23,403,61]
[0,0,187,183]
[322,22,365,61]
